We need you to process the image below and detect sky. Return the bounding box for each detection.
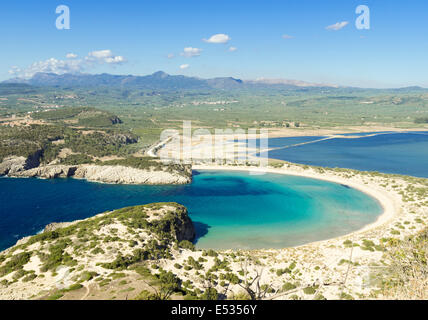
[0,0,427,88]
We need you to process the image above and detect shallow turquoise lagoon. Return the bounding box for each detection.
[0,170,382,251]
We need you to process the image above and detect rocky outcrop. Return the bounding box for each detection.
[12,165,77,179]
[3,162,192,185]
[0,156,27,175]
[73,165,191,185]
[43,221,80,232]
[0,151,41,176]
[171,206,196,242]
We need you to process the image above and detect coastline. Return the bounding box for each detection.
[266,126,428,138]
[0,162,425,300]
[193,164,401,246]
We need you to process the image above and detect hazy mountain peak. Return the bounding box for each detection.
[151,71,169,78]
[250,77,339,88]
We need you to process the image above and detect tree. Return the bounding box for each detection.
[237,258,275,300]
[145,270,181,300]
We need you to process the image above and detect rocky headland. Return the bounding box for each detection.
[0,156,192,185]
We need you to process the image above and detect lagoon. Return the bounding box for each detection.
[0,170,382,251]
[259,131,428,178]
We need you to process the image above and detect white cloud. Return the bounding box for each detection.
[87,50,112,59]
[104,56,126,64]
[8,66,21,75]
[167,53,175,59]
[325,21,349,31]
[8,58,83,78]
[9,49,127,78]
[181,47,202,58]
[86,50,126,64]
[282,34,294,39]
[179,64,189,70]
[203,33,231,44]
[228,46,237,52]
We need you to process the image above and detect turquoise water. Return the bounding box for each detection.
[257,131,428,178]
[0,171,382,251]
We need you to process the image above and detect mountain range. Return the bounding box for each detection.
[3,72,427,93]
[3,71,339,91]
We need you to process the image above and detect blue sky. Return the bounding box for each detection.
[0,0,427,87]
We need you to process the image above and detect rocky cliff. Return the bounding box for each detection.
[73,165,191,185]
[0,157,192,185]
[0,153,41,176]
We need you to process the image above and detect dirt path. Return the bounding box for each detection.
[80,285,90,300]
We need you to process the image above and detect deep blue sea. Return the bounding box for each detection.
[0,170,382,251]
[258,131,428,178]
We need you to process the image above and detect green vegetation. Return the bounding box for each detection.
[178,240,195,251]
[282,282,296,291]
[0,252,32,277]
[0,124,138,164]
[414,117,428,124]
[46,292,64,300]
[1,82,427,149]
[0,124,63,162]
[303,286,318,295]
[100,156,163,170]
[60,154,94,165]
[379,227,427,299]
[32,106,122,127]
[135,269,183,300]
[39,239,77,272]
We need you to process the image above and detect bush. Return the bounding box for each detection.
[282,282,296,291]
[415,117,428,124]
[46,292,64,300]
[0,252,32,277]
[303,286,317,295]
[178,240,195,251]
[200,287,218,300]
[135,289,158,300]
[65,283,83,291]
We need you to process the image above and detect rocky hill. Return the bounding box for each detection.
[0,123,192,185]
[0,203,196,300]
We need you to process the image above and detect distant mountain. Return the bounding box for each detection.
[3,71,337,91]
[4,72,211,90]
[0,83,37,95]
[248,78,339,88]
[4,72,426,92]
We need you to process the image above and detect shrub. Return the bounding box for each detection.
[135,290,158,300]
[282,282,296,291]
[0,252,32,277]
[178,240,195,251]
[46,292,64,300]
[200,287,218,300]
[303,286,317,295]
